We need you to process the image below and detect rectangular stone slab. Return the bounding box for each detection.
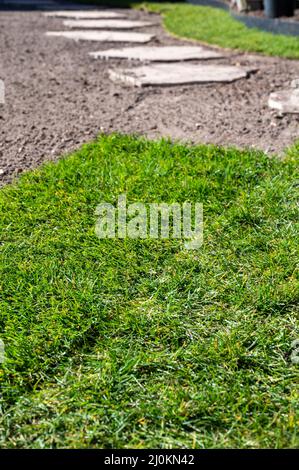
[0,80,5,105]
[46,31,154,43]
[90,45,224,62]
[63,19,156,30]
[268,89,299,114]
[109,63,249,87]
[45,10,127,19]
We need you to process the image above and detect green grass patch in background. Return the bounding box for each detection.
[77,0,299,58]
[0,135,298,448]
[141,3,299,58]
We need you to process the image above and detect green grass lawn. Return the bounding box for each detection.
[0,134,298,448]
[140,3,299,59]
[76,1,299,59]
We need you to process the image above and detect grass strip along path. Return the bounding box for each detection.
[79,1,299,58]
[141,3,299,59]
[0,134,298,447]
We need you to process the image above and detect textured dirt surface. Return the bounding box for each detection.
[0,2,299,185]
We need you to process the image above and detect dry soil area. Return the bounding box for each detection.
[0,3,299,185]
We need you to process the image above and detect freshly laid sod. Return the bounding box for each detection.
[0,135,298,448]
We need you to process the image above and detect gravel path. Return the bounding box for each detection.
[0,2,299,185]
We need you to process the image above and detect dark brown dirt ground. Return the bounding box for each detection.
[0,2,299,186]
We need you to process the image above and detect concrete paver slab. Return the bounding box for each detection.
[45,10,126,19]
[46,30,154,43]
[90,45,224,62]
[109,63,250,87]
[269,89,299,114]
[63,19,156,30]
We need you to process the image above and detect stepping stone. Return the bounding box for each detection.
[46,31,154,44]
[44,10,126,19]
[268,89,299,114]
[0,80,4,105]
[90,45,224,62]
[63,19,156,30]
[109,63,250,87]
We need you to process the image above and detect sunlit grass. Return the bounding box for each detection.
[0,134,298,447]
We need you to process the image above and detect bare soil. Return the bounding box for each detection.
[0,3,299,185]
